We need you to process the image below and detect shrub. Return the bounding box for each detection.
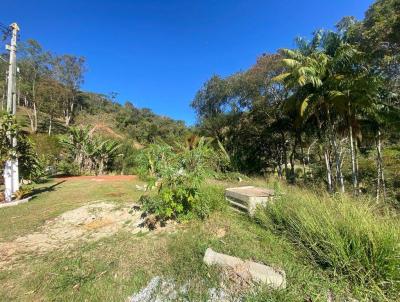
[14,185,33,200]
[138,138,226,222]
[110,141,140,175]
[56,160,80,176]
[256,186,400,299]
[135,143,175,181]
[0,113,45,182]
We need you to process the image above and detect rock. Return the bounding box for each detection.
[203,248,286,289]
[129,276,161,302]
[204,248,242,268]
[128,276,188,302]
[208,288,233,302]
[135,184,148,191]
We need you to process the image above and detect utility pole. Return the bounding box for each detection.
[4,22,19,202]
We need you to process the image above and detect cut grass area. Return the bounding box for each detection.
[0,177,143,241]
[0,211,356,301]
[0,177,396,301]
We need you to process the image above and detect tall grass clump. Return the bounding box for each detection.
[256,186,400,298]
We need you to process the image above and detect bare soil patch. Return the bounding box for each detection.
[0,201,144,267]
[54,175,137,182]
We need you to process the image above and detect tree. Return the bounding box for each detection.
[36,78,65,135]
[18,39,51,133]
[52,55,86,126]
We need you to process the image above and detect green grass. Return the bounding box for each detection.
[256,182,400,300]
[0,177,397,301]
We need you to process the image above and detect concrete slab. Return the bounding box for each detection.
[203,248,286,289]
[225,186,274,215]
[0,196,32,208]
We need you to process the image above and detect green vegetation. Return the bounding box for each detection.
[0,113,44,182]
[0,1,399,301]
[192,0,400,205]
[256,184,400,300]
[3,177,397,301]
[60,127,121,175]
[138,137,229,223]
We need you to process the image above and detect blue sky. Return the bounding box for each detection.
[1,0,373,125]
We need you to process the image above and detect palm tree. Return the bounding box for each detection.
[61,127,91,173]
[61,127,120,175]
[274,46,340,191]
[275,30,384,193]
[93,139,121,175]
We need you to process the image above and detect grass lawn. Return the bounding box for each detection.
[0,177,385,301]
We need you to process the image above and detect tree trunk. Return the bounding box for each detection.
[348,120,358,194]
[289,138,296,183]
[99,159,104,176]
[333,138,345,193]
[324,150,333,192]
[65,109,71,127]
[376,130,386,202]
[65,95,76,127]
[327,106,344,192]
[306,139,317,179]
[281,132,288,178]
[355,139,360,192]
[48,116,52,136]
[277,147,283,179]
[299,136,306,181]
[33,102,38,133]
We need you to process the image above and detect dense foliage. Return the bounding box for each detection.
[192,0,400,204]
[60,127,121,175]
[0,113,44,181]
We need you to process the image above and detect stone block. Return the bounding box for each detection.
[225,186,274,215]
[203,248,286,289]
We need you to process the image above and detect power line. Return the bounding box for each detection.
[0,22,11,42]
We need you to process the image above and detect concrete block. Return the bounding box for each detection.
[203,248,286,289]
[225,186,274,215]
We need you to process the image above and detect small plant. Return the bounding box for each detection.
[14,186,33,200]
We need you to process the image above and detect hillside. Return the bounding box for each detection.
[14,91,188,144]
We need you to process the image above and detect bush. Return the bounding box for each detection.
[140,184,225,223]
[56,160,80,176]
[256,186,400,299]
[0,113,45,182]
[138,139,226,222]
[29,133,63,167]
[110,141,140,175]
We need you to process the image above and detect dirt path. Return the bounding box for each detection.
[0,201,144,267]
[53,175,138,182]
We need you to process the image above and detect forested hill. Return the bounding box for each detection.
[75,92,188,145]
[0,40,188,145]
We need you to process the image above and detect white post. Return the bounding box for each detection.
[4,23,20,202]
